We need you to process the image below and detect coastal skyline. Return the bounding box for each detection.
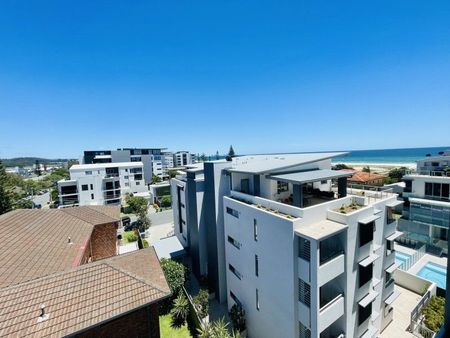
[1,1,450,158]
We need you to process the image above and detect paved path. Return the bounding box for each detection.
[147,222,174,244]
[148,209,173,225]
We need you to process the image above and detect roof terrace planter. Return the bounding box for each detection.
[335,201,364,214]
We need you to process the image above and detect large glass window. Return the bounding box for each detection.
[358,303,372,325]
[359,264,373,287]
[359,221,374,247]
[277,181,289,194]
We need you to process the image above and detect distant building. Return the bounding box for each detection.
[58,162,147,207]
[347,171,385,186]
[399,153,450,255]
[0,206,170,338]
[172,153,402,338]
[81,148,167,183]
[174,151,196,167]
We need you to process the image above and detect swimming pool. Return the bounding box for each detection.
[417,262,447,289]
[395,251,411,268]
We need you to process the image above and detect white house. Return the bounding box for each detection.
[58,162,147,207]
[171,153,402,338]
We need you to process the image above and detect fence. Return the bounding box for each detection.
[182,286,206,334]
[398,244,426,271]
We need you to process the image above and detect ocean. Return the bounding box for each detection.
[331,147,450,164]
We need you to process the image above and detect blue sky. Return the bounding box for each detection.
[0,0,449,158]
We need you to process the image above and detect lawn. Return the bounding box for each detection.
[159,314,192,338]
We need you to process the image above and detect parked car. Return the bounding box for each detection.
[121,216,131,227]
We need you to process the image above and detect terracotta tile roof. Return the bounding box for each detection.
[347,171,385,183]
[0,206,120,288]
[61,205,120,225]
[0,248,170,337]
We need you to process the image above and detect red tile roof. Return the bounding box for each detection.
[0,248,170,337]
[347,171,385,183]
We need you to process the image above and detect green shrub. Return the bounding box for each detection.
[160,258,186,295]
[229,303,246,332]
[193,289,209,318]
[123,231,138,242]
[160,195,172,208]
[143,239,149,248]
[422,296,445,332]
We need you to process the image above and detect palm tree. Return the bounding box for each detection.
[170,293,189,327]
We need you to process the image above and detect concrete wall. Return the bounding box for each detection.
[394,269,434,295]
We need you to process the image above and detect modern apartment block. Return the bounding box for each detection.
[399,153,450,255]
[58,162,147,207]
[174,151,196,167]
[82,148,166,183]
[172,153,403,338]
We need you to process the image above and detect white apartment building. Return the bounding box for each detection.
[174,151,196,167]
[172,153,403,338]
[162,152,174,169]
[58,162,147,207]
[399,153,450,255]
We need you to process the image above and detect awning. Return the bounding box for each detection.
[267,169,354,185]
[386,231,403,241]
[386,200,404,208]
[359,214,380,224]
[359,253,380,267]
[384,290,401,305]
[385,262,400,274]
[359,290,379,308]
[152,236,185,259]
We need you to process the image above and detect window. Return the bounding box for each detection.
[425,182,433,196]
[255,255,259,276]
[359,221,374,247]
[277,181,289,194]
[136,181,140,185]
[299,237,311,261]
[253,219,258,241]
[125,182,129,187]
[256,289,260,310]
[91,193,94,200]
[358,303,372,325]
[230,291,241,306]
[85,171,92,175]
[359,263,373,287]
[404,179,412,193]
[241,179,250,194]
[299,322,311,338]
[425,182,450,199]
[124,175,129,179]
[298,279,311,307]
[229,264,242,280]
[90,184,93,190]
[321,180,327,185]
[228,236,241,249]
[82,184,88,191]
[226,207,239,218]
[385,271,394,287]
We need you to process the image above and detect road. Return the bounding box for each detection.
[148,209,173,226]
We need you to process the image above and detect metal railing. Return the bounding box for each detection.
[398,244,426,271]
[405,169,450,177]
[345,184,395,204]
[411,290,431,328]
[411,320,436,338]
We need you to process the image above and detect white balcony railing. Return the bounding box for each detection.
[318,294,344,332]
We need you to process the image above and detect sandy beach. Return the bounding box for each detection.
[332,162,416,174]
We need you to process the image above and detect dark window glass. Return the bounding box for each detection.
[253,219,258,241]
[425,183,433,196]
[255,255,259,276]
[82,185,88,191]
[91,193,94,200]
[226,207,239,218]
[358,303,372,325]
[442,184,449,199]
[359,263,373,287]
[433,183,441,197]
[359,221,374,247]
[90,184,93,190]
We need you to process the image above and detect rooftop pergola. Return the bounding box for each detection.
[268,169,354,208]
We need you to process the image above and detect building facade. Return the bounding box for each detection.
[172,153,403,338]
[58,162,147,207]
[399,155,450,255]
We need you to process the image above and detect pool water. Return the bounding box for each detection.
[395,252,411,268]
[417,263,447,289]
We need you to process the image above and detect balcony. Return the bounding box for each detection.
[104,192,121,200]
[60,196,79,206]
[318,294,344,333]
[318,254,345,286]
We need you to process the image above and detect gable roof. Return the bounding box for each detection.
[0,248,170,337]
[0,206,120,288]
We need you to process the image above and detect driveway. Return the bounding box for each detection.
[148,209,173,226]
[32,191,50,208]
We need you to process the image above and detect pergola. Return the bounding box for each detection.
[268,169,354,208]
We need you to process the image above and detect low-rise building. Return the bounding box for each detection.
[0,206,170,338]
[347,171,385,186]
[58,162,147,207]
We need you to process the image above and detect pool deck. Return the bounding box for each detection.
[408,253,447,275]
[380,285,420,338]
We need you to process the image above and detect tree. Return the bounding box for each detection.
[362,166,371,173]
[160,258,186,296]
[333,163,353,170]
[137,213,151,232]
[160,195,171,208]
[67,159,78,169]
[193,289,209,319]
[152,175,162,184]
[228,145,235,158]
[387,167,407,181]
[125,195,148,215]
[0,161,13,215]
[200,153,207,162]
[51,188,59,201]
[168,169,178,178]
[229,303,246,332]
[170,293,189,327]
[34,160,41,176]
[422,296,445,332]
[215,151,220,160]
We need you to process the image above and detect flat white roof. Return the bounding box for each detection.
[295,219,347,240]
[268,169,353,185]
[71,162,143,170]
[228,152,348,174]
